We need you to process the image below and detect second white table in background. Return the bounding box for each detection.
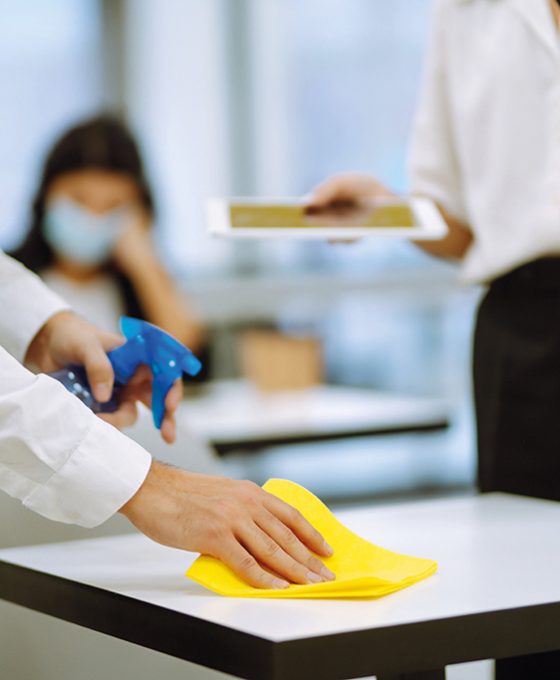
[180,380,450,454]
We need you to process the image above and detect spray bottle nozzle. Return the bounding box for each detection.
[50,317,202,429]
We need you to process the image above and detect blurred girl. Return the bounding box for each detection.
[11,115,204,352]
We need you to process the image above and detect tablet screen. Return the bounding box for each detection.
[229,202,416,229]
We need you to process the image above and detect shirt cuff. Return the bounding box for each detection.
[0,266,70,363]
[410,181,468,226]
[22,417,152,528]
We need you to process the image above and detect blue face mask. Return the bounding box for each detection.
[44,198,128,266]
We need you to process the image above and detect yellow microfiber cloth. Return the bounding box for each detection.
[186,479,437,599]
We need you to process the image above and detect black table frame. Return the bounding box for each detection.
[1,559,560,679]
[212,419,449,456]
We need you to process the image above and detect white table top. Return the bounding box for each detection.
[180,380,450,447]
[1,493,559,644]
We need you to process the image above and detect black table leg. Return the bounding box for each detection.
[377,670,445,680]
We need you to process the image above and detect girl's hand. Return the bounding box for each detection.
[112,207,156,276]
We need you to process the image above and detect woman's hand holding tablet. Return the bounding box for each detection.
[207,174,447,241]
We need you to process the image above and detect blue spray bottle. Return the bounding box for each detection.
[49,316,202,429]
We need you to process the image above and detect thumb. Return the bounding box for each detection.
[77,339,115,403]
[307,177,358,211]
[307,180,338,209]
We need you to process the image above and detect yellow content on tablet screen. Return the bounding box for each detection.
[229,202,415,230]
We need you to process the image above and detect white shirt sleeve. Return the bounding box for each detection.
[407,0,468,223]
[0,250,152,527]
[0,251,70,363]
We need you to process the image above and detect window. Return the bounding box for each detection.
[245,0,439,273]
[124,0,438,276]
[0,0,103,249]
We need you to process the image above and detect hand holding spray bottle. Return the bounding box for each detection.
[50,316,202,429]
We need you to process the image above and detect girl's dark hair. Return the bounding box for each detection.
[10,114,155,319]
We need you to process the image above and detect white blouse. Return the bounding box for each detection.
[409,0,560,283]
[0,252,151,527]
[42,268,124,335]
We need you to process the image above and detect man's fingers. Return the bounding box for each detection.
[76,339,115,402]
[157,380,182,443]
[126,364,151,387]
[121,379,152,409]
[165,379,183,412]
[264,494,333,558]
[241,521,330,585]
[97,330,125,353]
[160,414,176,444]
[256,509,335,582]
[118,379,177,443]
[118,372,181,444]
[218,538,289,590]
[125,372,181,413]
[98,401,138,429]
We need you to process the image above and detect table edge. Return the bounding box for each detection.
[2,558,560,679]
[212,418,449,455]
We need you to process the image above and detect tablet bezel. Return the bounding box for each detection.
[206,196,447,240]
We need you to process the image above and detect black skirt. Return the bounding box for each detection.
[473,258,560,678]
[474,257,560,501]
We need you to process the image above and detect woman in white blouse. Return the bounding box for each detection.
[310,1,560,677]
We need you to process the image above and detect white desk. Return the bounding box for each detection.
[181,381,450,454]
[1,494,560,679]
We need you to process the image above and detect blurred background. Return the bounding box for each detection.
[0,0,480,504]
[0,1,487,678]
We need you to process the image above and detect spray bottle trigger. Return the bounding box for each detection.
[119,316,145,340]
[151,373,172,429]
[182,352,202,376]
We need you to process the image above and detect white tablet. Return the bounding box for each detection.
[206,196,447,240]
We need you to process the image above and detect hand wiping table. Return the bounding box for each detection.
[186,479,437,599]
